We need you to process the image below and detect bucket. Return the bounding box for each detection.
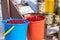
[2,19,29,40]
[25,15,46,40]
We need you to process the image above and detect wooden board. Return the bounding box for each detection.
[1,0,24,19]
[9,0,24,19]
[1,0,10,19]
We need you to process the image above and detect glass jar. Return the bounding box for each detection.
[38,2,45,14]
[58,0,60,7]
[55,15,60,23]
[54,0,58,15]
[58,0,60,16]
[46,13,53,24]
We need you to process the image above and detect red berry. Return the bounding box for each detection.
[26,16,44,22]
[7,20,25,24]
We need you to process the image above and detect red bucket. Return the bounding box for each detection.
[25,15,46,40]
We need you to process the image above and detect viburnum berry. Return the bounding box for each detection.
[26,16,44,22]
[7,20,25,24]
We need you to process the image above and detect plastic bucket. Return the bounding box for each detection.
[25,15,46,40]
[2,19,29,40]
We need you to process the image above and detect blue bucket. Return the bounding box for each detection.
[2,18,22,23]
[2,18,29,40]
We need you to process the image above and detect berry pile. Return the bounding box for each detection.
[26,16,44,22]
[7,20,25,24]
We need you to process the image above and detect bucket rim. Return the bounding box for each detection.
[2,19,29,25]
[25,15,46,23]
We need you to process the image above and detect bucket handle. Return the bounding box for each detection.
[2,26,15,37]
